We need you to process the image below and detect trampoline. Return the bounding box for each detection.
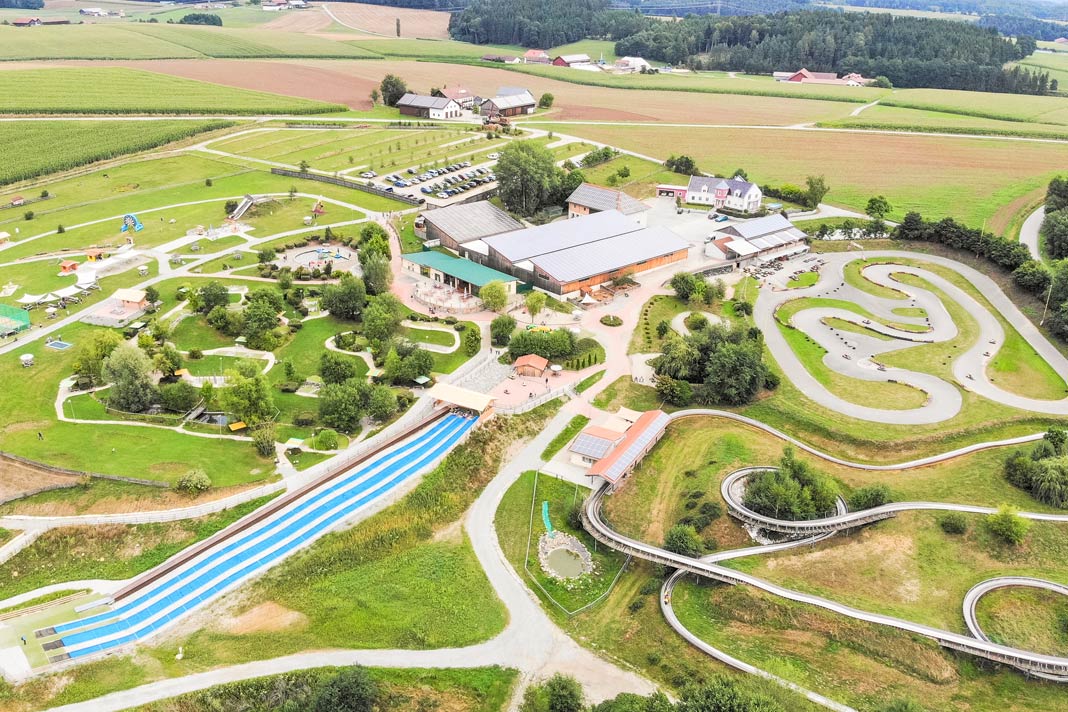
[46,341,72,351]
[45,413,477,660]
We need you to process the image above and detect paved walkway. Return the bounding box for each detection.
[1020,206,1045,260]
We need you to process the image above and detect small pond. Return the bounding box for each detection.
[545,547,586,579]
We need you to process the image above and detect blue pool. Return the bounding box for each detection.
[47,413,475,659]
[46,341,72,351]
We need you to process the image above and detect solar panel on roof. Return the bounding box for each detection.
[571,433,616,459]
[602,412,671,481]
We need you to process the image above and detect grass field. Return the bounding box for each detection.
[137,666,519,712]
[786,271,819,288]
[121,23,381,59]
[820,104,1068,140]
[882,88,1068,126]
[0,120,233,187]
[0,496,274,601]
[672,579,1068,712]
[535,123,1068,228]
[0,68,340,115]
[541,415,589,460]
[726,510,1068,640]
[629,294,690,353]
[974,586,1068,657]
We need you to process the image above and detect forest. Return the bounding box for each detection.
[977,14,1068,41]
[614,11,1053,93]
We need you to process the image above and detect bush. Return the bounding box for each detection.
[315,428,339,450]
[639,579,660,596]
[986,505,1031,545]
[490,315,516,347]
[295,411,317,426]
[188,348,203,360]
[698,500,722,519]
[175,467,211,494]
[599,315,623,327]
[628,598,646,613]
[463,327,481,356]
[664,524,702,557]
[279,382,299,393]
[848,484,894,510]
[939,512,968,535]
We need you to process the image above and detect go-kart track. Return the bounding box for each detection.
[34,412,476,664]
[756,251,1068,424]
[580,410,1068,693]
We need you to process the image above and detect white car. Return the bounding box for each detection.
[488,152,499,160]
[359,171,376,179]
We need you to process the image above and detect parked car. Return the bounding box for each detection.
[437,192,448,199]
[359,171,375,179]
[714,214,729,222]
[406,168,416,174]
[421,187,432,194]
[487,152,499,159]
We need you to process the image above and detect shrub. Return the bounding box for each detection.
[664,524,702,557]
[175,467,211,494]
[463,327,481,356]
[315,428,339,450]
[295,411,316,426]
[186,348,204,360]
[252,423,276,457]
[939,512,968,535]
[703,536,719,551]
[279,382,299,393]
[986,505,1031,545]
[639,579,660,596]
[849,484,894,510]
[599,315,623,327]
[628,598,646,613]
[698,501,722,519]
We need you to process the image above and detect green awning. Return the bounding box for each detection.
[402,251,517,288]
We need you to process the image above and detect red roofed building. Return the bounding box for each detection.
[523,49,550,64]
[773,68,872,86]
[514,353,549,377]
[586,410,670,485]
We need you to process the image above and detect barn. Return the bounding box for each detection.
[552,54,592,67]
[477,210,689,296]
[480,92,536,118]
[396,94,462,119]
[421,201,523,253]
[566,183,649,226]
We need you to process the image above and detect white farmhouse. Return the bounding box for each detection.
[685,175,762,213]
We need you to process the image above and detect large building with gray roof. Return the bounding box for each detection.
[566,182,649,225]
[472,210,689,296]
[421,201,524,252]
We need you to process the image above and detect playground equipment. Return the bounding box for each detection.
[542,500,555,537]
[312,198,326,216]
[229,194,255,220]
[120,214,143,233]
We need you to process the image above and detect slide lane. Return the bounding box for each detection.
[43,414,476,660]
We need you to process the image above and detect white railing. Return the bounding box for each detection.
[496,386,574,416]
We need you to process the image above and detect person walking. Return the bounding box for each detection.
[37,432,43,440]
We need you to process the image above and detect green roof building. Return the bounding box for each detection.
[402,251,520,297]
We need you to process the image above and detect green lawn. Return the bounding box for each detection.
[785,271,818,289]
[629,294,689,353]
[0,322,273,486]
[0,496,274,601]
[574,369,606,394]
[182,355,248,377]
[393,213,423,254]
[578,154,692,200]
[401,324,458,349]
[497,471,627,613]
[171,314,238,352]
[974,586,1068,657]
[541,415,590,460]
